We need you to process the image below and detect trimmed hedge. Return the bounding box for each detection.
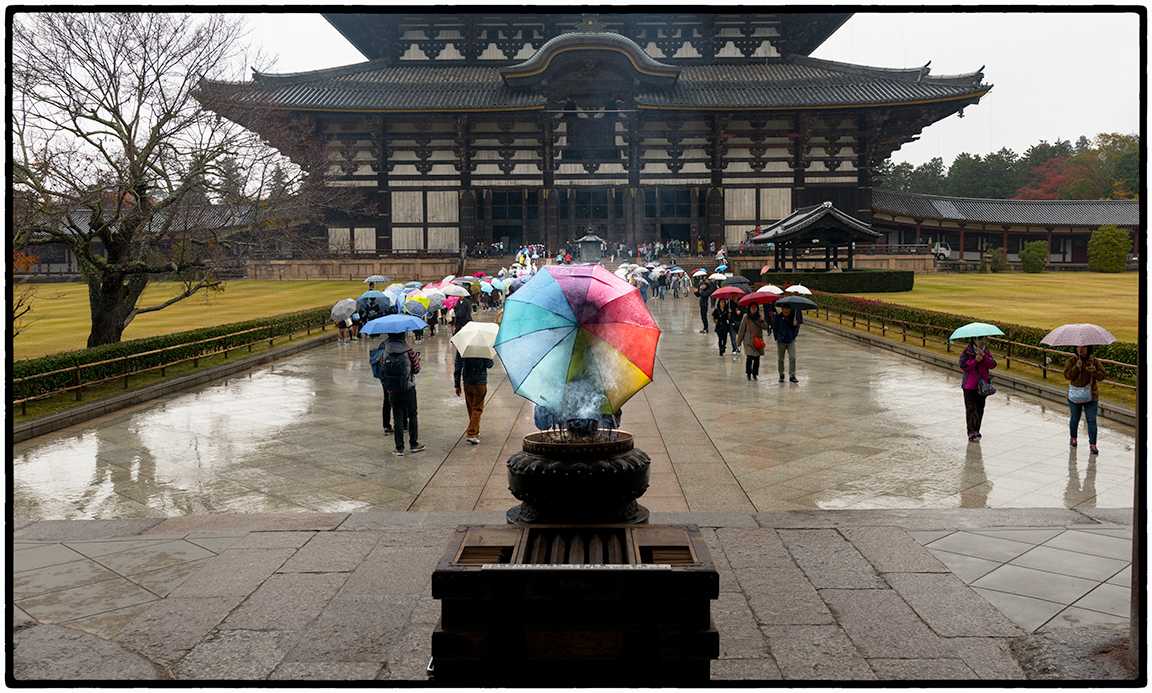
[741,269,914,293]
[13,307,331,400]
[815,292,1137,377]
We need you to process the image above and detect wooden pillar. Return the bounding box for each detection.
[626,188,643,247]
[959,228,966,263]
[543,189,559,254]
[791,242,798,271]
[847,242,854,269]
[824,244,831,270]
[833,245,839,268]
[370,116,393,253]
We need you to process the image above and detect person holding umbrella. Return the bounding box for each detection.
[694,276,715,333]
[726,297,743,360]
[959,336,997,442]
[735,301,769,380]
[712,297,734,357]
[381,331,425,457]
[451,323,497,445]
[771,304,804,383]
[1063,345,1107,455]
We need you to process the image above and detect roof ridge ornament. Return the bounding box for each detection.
[578,14,609,34]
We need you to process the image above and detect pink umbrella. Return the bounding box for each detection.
[1040,324,1118,347]
[759,264,773,274]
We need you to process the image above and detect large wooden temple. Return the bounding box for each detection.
[199,12,992,257]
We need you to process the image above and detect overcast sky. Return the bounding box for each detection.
[245,9,1142,169]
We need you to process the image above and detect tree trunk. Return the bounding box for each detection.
[84,265,147,348]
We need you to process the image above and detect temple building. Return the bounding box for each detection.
[196,12,993,257]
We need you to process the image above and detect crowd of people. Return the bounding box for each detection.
[352,249,1115,459]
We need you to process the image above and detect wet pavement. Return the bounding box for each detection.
[10,292,1138,681]
[13,293,1136,521]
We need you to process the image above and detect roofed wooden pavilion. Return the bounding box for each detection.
[750,201,882,270]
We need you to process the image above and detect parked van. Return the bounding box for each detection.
[931,242,953,261]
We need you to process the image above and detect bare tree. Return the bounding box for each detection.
[12,12,369,347]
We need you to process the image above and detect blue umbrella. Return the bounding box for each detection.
[404,281,424,289]
[360,290,387,299]
[360,313,429,335]
[480,281,494,293]
[948,322,1005,342]
[715,264,728,272]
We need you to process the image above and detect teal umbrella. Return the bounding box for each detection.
[949,322,1004,342]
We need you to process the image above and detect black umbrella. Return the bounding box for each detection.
[721,275,750,286]
[774,295,818,311]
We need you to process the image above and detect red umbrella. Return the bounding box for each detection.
[711,286,746,300]
[759,264,773,274]
[738,292,780,306]
[1040,323,1118,347]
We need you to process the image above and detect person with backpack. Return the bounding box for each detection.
[378,332,425,456]
[454,350,495,445]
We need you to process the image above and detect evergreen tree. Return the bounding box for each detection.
[909,157,947,195]
[944,153,989,198]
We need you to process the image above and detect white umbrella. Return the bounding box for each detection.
[692,270,707,277]
[450,322,500,359]
[757,284,783,294]
[708,272,726,280]
[442,284,471,298]
[1040,323,1118,347]
[785,285,812,295]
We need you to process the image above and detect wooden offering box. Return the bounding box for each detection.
[430,524,719,686]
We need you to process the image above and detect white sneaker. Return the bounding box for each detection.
[466,437,480,444]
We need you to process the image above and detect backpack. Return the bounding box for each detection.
[380,349,411,392]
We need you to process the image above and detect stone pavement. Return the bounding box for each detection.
[11,509,1134,682]
[10,294,1139,682]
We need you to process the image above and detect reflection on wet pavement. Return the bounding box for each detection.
[13,297,1136,522]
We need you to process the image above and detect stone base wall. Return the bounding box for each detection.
[247,258,461,283]
[728,254,937,274]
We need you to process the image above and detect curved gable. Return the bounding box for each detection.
[500,32,681,88]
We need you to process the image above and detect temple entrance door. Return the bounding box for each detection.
[493,225,522,252]
[660,223,690,243]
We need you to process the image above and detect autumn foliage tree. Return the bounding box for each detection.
[12,250,39,337]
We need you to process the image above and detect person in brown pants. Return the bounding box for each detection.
[454,351,494,444]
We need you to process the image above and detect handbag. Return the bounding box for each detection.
[752,337,766,350]
[1068,383,1092,404]
[977,378,996,397]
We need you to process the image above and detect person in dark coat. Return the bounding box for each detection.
[383,333,425,456]
[452,297,473,334]
[712,298,733,356]
[771,305,804,383]
[695,278,715,333]
[454,351,495,445]
[726,298,744,360]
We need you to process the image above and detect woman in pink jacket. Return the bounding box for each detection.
[960,336,997,441]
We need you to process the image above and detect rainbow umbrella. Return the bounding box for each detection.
[495,264,660,419]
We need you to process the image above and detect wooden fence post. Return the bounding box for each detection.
[75,366,83,401]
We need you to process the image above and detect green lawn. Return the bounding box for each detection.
[842,272,1140,343]
[15,279,393,361]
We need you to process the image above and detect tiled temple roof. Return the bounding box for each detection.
[872,189,1140,227]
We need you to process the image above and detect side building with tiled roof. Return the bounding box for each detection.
[196,12,991,257]
[870,189,1140,265]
